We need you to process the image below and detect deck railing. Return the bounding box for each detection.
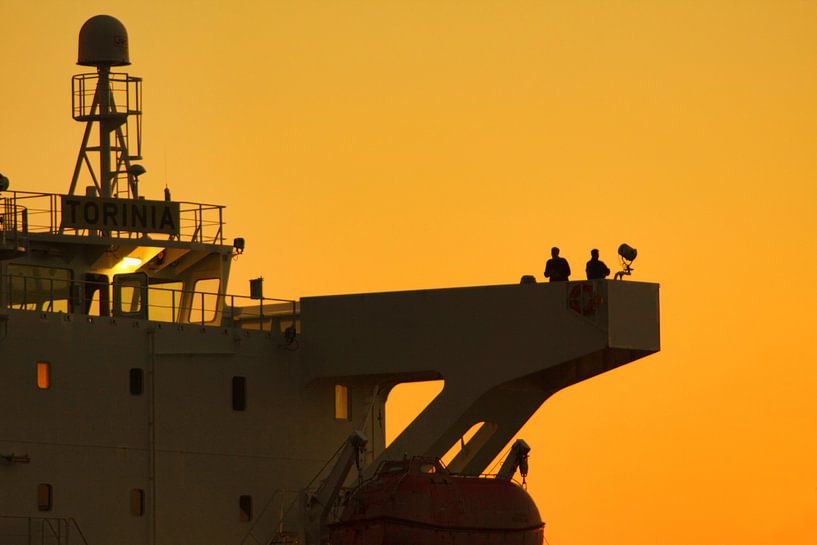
[0,191,226,244]
[0,273,299,333]
[0,515,90,545]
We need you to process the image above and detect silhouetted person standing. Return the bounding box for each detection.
[585,248,610,280]
[544,247,571,282]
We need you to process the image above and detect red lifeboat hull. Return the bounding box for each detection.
[329,458,543,545]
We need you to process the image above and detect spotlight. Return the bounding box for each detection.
[233,237,245,255]
[127,164,146,198]
[614,243,638,280]
[0,173,9,192]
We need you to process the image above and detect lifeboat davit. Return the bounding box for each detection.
[329,457,544,545]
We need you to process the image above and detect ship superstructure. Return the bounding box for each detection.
[0,16,660,545]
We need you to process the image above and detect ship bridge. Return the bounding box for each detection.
[0,190,297,329]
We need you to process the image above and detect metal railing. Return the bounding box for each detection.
[0,515,90,545]
[0,191,226,244]
[0,273,299,332]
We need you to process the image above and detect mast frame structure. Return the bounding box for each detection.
[68,69,143,199]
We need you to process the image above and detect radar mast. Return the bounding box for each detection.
[68,15,144,199]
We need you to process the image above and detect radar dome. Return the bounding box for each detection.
[78,15,130,66]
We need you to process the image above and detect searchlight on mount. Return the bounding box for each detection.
[0,173,9,192]
[127,164,146,199]
[614,243,638,280]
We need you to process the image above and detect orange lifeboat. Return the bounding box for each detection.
[329,457,544,545]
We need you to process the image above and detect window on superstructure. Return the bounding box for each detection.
[239,495,253,522]
[192,278,221,324]
[37,484,52,511]
[129,368,144,396]
[8,265,72,312]
[335,384,350,421]
[147,280,183,323]
[36,362,50,390]
[232,376,247,411]
[130,489,145,516]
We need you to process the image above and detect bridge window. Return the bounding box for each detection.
[8,265,72,312]
[147,281,183,322]
[36,362,50,390]
[334,384,350,421]
[239,495,253,522]
[130,489,145,516]
[37,483,52,511]
[192,278,220,324]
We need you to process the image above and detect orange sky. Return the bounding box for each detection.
[2,2,816,544]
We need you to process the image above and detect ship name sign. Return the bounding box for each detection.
[60,196,181,235]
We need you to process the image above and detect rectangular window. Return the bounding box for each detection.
[129,368,144,396]
[8,265,72,312]
[232,376,246,411]
[147,281,183,323]
[239,495,253,522]
[37,483,52,511]
[36,362,50,390]
[192,278,221,324]
[335,384,350,421]
[130,489,145,516]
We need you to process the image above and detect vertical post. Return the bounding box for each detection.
[171,290,176,323]
[98,66,112,198]
[218,207,223,244]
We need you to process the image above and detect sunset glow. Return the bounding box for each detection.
[2,2,816,543]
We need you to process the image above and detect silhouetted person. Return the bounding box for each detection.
[544,247,571,282]
[585,248,610,280]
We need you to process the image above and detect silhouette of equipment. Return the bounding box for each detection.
[614,243,638,280]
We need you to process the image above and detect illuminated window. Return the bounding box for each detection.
[129,369,143,396]
[232,377,246,411]
[239,495,253,522]
[147,281,183,322]
[334,385,350,421]
[130,489,145,516]
[37,483,52,511]
[36,362,50,389]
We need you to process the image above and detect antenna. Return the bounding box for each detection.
[68,15,144,199]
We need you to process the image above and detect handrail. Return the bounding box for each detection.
[0,515,90,545]
[0,190,226,244]
[0,272,299,333]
